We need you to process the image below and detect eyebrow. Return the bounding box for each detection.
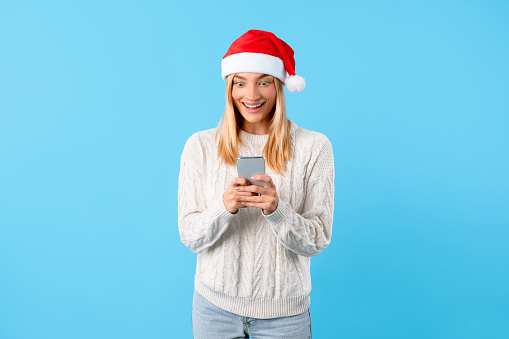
[233,74,272,80]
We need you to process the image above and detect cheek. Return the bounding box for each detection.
[263,86,276,100]
[231,88,243,102]
[264,90,277,108]
[231,91,243,111]
[266,99,276,112]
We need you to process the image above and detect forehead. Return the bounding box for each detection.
[233,73,273,80]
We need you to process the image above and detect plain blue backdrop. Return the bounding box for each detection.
[1,0,508,338]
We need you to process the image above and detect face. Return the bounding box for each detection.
[231,72,277,134]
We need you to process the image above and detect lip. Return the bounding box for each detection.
[242,102,265,113]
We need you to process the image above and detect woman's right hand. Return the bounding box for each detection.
[223,177,257,214]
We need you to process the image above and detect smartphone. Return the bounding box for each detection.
[237,156,266,187]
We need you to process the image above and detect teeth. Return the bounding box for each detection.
[244,103,263,108]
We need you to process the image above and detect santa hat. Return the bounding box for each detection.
[221,30,306,92]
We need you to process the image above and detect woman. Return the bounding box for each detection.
[178,30,334,338]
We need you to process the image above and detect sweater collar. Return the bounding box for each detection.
[240,120,298,145]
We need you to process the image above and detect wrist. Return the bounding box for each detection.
[224,201,239,214]
[263,200,278,215]
[223,195,237,214]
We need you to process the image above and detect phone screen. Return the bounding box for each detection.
[236,157,266,187]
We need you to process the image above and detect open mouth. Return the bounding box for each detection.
[242,102,265,109]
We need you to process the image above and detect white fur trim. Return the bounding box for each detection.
[285,75,306,92]
[221,52,286,83]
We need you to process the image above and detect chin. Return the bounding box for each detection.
[242,115,265,123]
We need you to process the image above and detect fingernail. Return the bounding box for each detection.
[234,187,238,190]
[251,176,255,180]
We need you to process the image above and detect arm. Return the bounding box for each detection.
[264,136,335,257]
[177,133,236,253]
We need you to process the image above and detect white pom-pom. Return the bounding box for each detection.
[285,75,306,92]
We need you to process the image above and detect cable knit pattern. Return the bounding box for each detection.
[178,120,334,319]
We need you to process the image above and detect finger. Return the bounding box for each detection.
[230,177,251,187]
[251,175,274,187]
[237,195,269,203]
[235,185,263,194]
[234,191,255,196]
[237,185,273,197]
[241,201,271,209]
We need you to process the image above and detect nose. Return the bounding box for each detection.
[245,83,260,101]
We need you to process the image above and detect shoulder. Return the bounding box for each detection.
[181,127,218,164]
[182,127,217,151]
[185,127,217,145]
[290,122,334,180]
[291,121,333,153]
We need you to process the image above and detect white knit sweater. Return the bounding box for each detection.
[178,120,334,319]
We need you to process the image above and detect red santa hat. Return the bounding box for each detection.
[221,30,306,92]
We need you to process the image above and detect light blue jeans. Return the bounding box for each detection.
[192,289,312,339]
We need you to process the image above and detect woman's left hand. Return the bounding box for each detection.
[234,175,279,215]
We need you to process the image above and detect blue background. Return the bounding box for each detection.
[1,0,508,338]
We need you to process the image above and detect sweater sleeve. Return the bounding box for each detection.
[263,135,335,257]
[177,133,236,254]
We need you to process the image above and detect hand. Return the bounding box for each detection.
[234,175,279,215]
[223,177,258,214]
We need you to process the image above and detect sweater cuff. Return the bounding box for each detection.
[262,199,290,225]
[210,198,237,225]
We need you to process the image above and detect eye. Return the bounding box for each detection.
[260,81,270,86]
[234,82,244,87]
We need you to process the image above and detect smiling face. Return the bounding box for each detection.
[231,72,277,135]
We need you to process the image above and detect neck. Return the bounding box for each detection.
[241,121,270,135]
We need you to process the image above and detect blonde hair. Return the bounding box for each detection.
[215,74,292,174]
